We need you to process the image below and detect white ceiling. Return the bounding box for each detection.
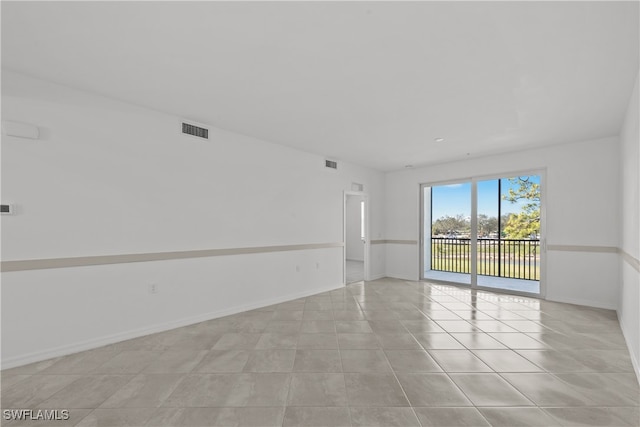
[2,1,638,171]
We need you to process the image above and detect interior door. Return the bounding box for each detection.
[344,192,368,284]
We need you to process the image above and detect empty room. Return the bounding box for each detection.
[1,1,639,426]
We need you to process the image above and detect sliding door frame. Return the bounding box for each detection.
[419,177,473,285]
[419,168,547,299]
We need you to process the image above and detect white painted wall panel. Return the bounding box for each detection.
[620,261,639,377]
[1,248,342,367]
[1,72,386,259]
[369,244,386,280]
[545,251,619,309]
[385,244,419,281]
[619,71,640,379]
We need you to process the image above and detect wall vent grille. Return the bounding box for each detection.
[182,122,209,139]
[325,160,338,169]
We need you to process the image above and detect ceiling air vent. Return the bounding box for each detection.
[182,122,209,140]
[325,160,338,170]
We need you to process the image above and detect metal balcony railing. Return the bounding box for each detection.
[431,237,540,281]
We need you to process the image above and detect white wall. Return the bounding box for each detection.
[385,137,621,309]
[619,71,640,379]
[345,195,364,261]
[1,71,386,367]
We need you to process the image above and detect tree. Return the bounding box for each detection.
[432,214,470,236]
[478,214,498,237]
[502,177,540,239]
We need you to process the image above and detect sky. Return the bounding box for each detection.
[430,175,540,220]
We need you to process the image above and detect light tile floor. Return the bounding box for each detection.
[2,278,638,426]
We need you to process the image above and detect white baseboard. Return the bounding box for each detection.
[1,282,344,370]
[385,273,420,281]
[367,273,386,281]
[545,295,617,311]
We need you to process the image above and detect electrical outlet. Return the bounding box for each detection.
[149,283,159,294]
[1,204,13,215]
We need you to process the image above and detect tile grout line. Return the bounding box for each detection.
[383,314,425,427]
[420,288,544,423]
[411,306,495,427]
[333,303,353,427]
[279,307,302,427]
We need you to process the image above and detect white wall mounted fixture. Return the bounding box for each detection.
[2,120,39,139]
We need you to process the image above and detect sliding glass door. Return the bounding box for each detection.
[422,172,543,296]
[426,182,472,285]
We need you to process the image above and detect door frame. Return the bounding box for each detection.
[419,169,547,298]
[344,191,370,284]
[419,177,473,284]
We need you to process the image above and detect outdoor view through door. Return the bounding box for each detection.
[423,174,541,295]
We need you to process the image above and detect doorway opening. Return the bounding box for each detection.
[344,192,368,284]
[421,172,544,297]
